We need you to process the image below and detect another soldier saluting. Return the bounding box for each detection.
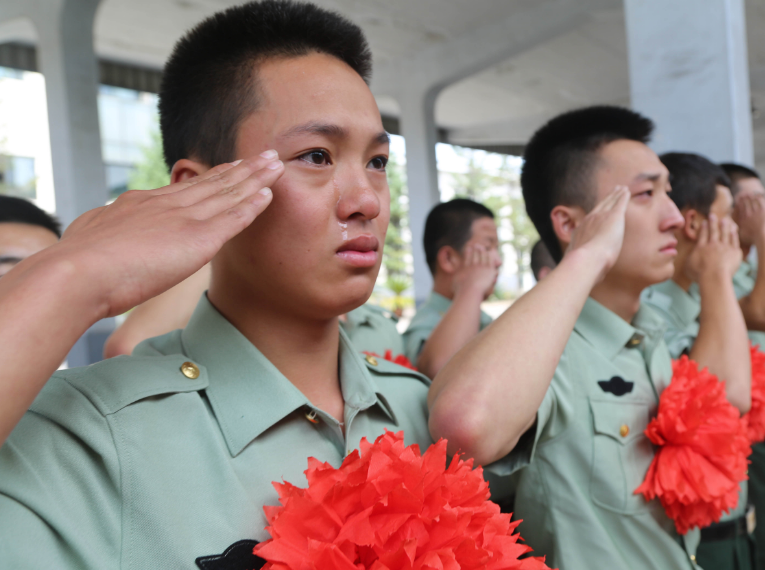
[429,106,751,570]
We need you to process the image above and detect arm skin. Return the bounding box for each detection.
[0,154,283,446]
[428,188,629,465]
[737,195,765,331]
[687,216,751,413]
[103,264,211,358]
[416,246,497,379]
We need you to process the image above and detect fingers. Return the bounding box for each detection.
[708,214,720,243]
[697,219,709,246]
[731,220,740,250]
[205,185,274,240]
[591,185,628,214]
[185,157,285,219]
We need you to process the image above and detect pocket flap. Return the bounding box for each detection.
[589,398,650,445]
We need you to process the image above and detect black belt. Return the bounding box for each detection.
[700,514,749,542]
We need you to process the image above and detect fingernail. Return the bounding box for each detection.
[267,160,283,170]
[231,159,243,166]
[258,187,272,197]
[260,149,279,160]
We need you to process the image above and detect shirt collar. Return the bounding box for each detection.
[652,279,701,326]
[181,295,395,457]
[574,296,666,361]
[428,291,493,327]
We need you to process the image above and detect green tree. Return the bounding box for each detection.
[384,152,411,280]
[128,130,170,192]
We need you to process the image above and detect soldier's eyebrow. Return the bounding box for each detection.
[633,172,662,183]
[280,122,390,146]
[0,256,23,265]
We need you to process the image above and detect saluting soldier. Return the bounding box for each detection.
[403,199,499,378]
[642,153,754,570]
[0,3,433,567]
[428,106,750,570]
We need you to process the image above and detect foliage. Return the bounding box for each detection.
[128,130,170,191]
[384,152,411,281]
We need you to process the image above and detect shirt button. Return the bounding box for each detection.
[619,424,630,437]
[690,554,696,563]
[180,361,200,379]
[365,354,378,366]
[304,409,320,424]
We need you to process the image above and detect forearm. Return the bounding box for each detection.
[739,237,765,331]
[427,249,601,464]
[0,248,106,445]
[415,287,484,379]
[691,274,751,413]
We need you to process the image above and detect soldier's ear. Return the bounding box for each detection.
[436,246,461,275]
[683,209,701,241]
[171,159,210,185]
[550,204,586,253]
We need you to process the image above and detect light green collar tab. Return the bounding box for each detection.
[653,279,701,326]
[575,297,665,361]
[181,296,394,457]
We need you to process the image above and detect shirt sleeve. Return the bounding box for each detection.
[402,326,431,362]
[483,347,574,480]
[0,376,121,568]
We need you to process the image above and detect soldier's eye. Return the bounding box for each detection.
[299,150,331,166]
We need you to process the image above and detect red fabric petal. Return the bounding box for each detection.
[255,431,553,569]
[634,356,751,534]
[744,344,765,444]
[363,351,419,371]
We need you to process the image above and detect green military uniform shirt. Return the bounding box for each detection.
[491,297,700,570]
[0,296,433,569]
[340,303,404,357]
[402,291,493,362]
[642,279,751,519]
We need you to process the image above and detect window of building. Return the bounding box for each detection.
[0,155,36,199]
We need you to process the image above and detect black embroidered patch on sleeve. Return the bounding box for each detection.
[196,540,265,570]
[598,376,634,396]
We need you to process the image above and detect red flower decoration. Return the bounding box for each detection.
[254,431,551,570]
[364,350,418,371]
[744,344,765,444]
[634,356,751,535]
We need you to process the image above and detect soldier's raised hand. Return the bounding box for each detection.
[33,152,284,318]
[565,186,630,282]
[685,214,742,283]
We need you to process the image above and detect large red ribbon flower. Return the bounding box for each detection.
[744,344,765,444]
[254,431,551,570]
[634,356,751,535]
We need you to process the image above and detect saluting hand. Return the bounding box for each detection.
[685,214,742,283]
[452,244,501,300]
[565,186,630,283]
[734,193,765,247]
[39,152,284,318]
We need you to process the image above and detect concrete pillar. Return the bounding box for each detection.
[625,0,753,164]
[34,0,106,226]
[398,85,441,306]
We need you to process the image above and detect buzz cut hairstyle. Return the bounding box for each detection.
[159,0,372,170]
[720,162,760,197]
[423,198,495,276]
[521,105,654,262]
[661,152,731,216]
[0,195,61,238]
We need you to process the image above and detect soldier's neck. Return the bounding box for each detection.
[207,287,345,425]
[589,278,642,323]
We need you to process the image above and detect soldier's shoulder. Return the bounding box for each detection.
[38,330,208,417]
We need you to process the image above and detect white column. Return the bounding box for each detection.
[625,0,753,164]
[398,85,441,306]
[34,0,106,226]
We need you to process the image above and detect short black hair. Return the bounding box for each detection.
[521,105,654,262]
[720,162,760,197]
[0,196,61,237]
[159,0,372,170]
[423,198,494,275]
[661,152,730,216]
[530,239,556,281]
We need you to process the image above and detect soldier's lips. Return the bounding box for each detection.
[659,239,678,256]
[337,236,379,268]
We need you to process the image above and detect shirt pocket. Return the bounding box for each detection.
[588,398,655,514]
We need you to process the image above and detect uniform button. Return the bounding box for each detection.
[365,354,378,366]
[690,554,696,563]
[626,333,644,348]
[305,409,320,424]
[619,424,630,437]
[180,361,200,379]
